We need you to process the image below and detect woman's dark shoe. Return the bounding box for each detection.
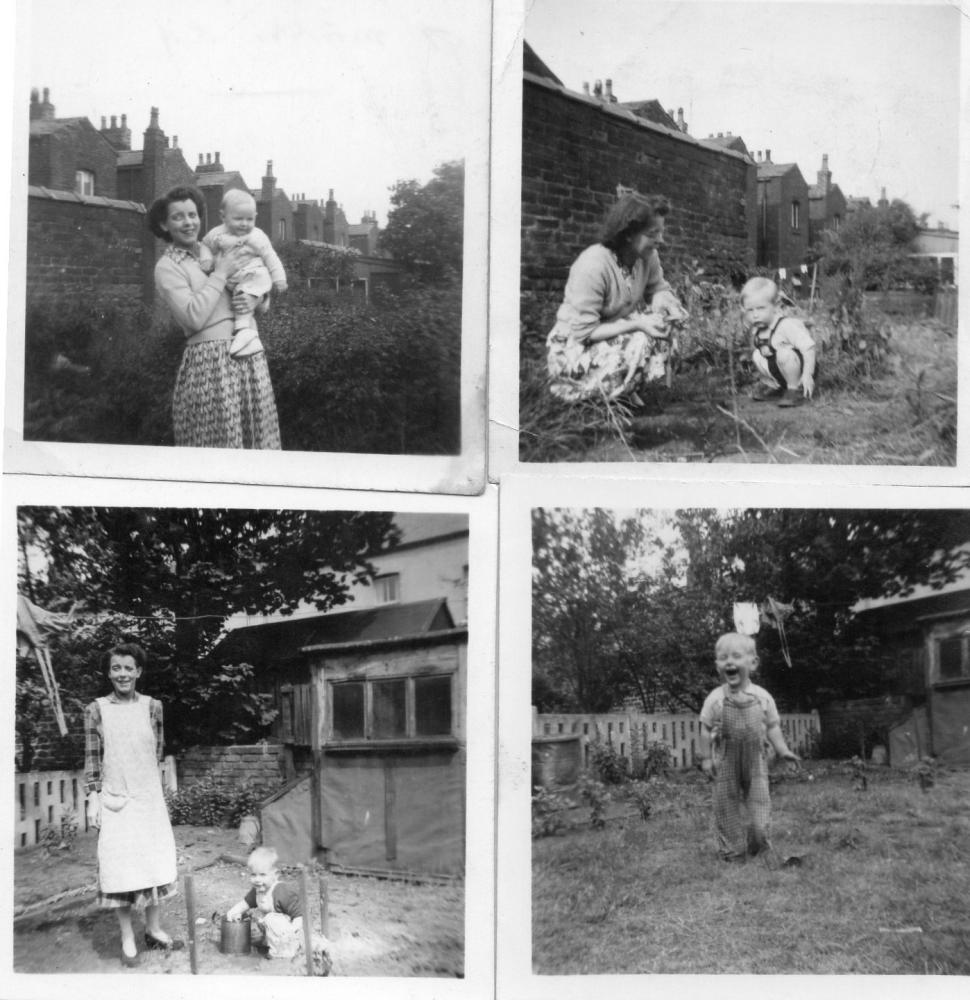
[145,932,185,951]
[751,383,785,402]
[777,388,806,408]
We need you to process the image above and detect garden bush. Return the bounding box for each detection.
[23,279,461,455]
[165,775,271,828]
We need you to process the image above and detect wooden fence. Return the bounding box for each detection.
[14,757,177,850]
[934,287,958,329]
[533,708,820,773]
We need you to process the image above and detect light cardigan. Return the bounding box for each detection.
[154,246,234,344]
[552,243,671,344]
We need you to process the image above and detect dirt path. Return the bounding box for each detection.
[14,826,464,977]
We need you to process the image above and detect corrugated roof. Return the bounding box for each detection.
[213,597,454,665]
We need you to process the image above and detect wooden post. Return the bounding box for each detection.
[184,872,199,975]
[318,875,329,938]
[299,866,314,976]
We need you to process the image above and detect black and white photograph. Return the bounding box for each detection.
[5,0,489,493]
[498,476,970,993]
[506,0,962,468]
[4,479,496,996]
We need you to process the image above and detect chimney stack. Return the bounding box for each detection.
[604,79,617,103]
[582,82,590,96]
[593,79,603,98]
[676,107,687,133]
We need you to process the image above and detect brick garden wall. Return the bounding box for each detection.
[26,189,153,307]
[521,74,757,308]
[179,743,288,787]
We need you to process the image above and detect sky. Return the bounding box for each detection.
[524,0,963,230]
[20,0,485,226]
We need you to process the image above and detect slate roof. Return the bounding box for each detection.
[757,162,800,180]
[29,116,89,135]
[523,41,563,85]
[392,513,468,548]
[195,170,246,187]
[212,598,455,665]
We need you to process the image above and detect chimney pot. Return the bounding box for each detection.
[206,153,211,164]
[101,116,107,129]
[43,87,50,103]
[582,81,590,95]
[766,149,771,161]
[30,88,38,103]
[173,135,178,148]
[718,132,723,138]
[110,115,117,128]
[121,114,127,127]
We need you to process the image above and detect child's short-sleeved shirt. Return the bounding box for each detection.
[699,682,781,735]
[244,881,303,920]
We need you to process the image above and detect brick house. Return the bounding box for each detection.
[755,152,810,270]
[521,43,757,307]
[192,152,251,232]
[253,160,296,245]
[807,153,847,249]
[291,194,327,242]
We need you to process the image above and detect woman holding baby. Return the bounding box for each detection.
[148,186,281,449]
[545,192,687,404]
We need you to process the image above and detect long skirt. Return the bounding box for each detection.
[546,325,665,403]
[173,341,281,449]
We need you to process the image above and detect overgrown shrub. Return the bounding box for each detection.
[165,776,270,828]
[577,772,611,829]
[588,738,629,785]
[23,280,461,455]
[531,785,572,839]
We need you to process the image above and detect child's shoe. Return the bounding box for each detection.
[777,388,805,408]
[229,327,265,358]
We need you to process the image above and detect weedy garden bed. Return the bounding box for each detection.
[520,306,956,466]
[533,763,970,974]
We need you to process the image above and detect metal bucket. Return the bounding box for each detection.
[219,915,252,955]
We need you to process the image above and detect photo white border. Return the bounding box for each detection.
[488,0,970,485]
[2,474,497,1000]
[498,469,970,998]
[4,0,490,496]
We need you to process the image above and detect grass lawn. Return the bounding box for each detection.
[532,764,970,974]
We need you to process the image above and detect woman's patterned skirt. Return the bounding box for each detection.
[173,341,281,449]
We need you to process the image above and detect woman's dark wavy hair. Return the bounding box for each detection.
[147,186,207,241]
[102,642,148,674]
[600,192,670,253]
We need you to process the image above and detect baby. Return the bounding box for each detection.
[741,276,816,407]
[203,190,288,358]
[225,846,304,958]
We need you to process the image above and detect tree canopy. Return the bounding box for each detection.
[532,507,970,716]
[17,507,398,764]
[379,160,464,285]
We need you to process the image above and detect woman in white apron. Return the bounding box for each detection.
[84,643,182,967]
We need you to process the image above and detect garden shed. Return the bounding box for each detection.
[854,576,970,765]
[215,600,467,874]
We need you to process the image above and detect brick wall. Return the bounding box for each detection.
[179,743,287,787]
[26,189,152,306]
[521,75,757,305]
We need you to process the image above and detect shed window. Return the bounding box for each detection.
[329,672,455,742]
[790,200,801,230]
[332,681,365,739]
[372,679,407,738]
[415,675,451,736]
[930,622,970,683]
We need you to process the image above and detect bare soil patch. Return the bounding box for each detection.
[14,825,463,977]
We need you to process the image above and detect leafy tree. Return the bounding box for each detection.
[532,507,970,716]
[17,508,399,754]
[379,160,464,284]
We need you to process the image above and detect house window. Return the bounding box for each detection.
[75,170,94,197]
[833,213,841,231]
[375,573,400,605]
[329,673,454,742]
[929,621,970,683]
[277,219,287,242]
[790,200,800,230]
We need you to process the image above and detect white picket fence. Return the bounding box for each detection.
[533,708,820,772]
[14,757,178,849]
